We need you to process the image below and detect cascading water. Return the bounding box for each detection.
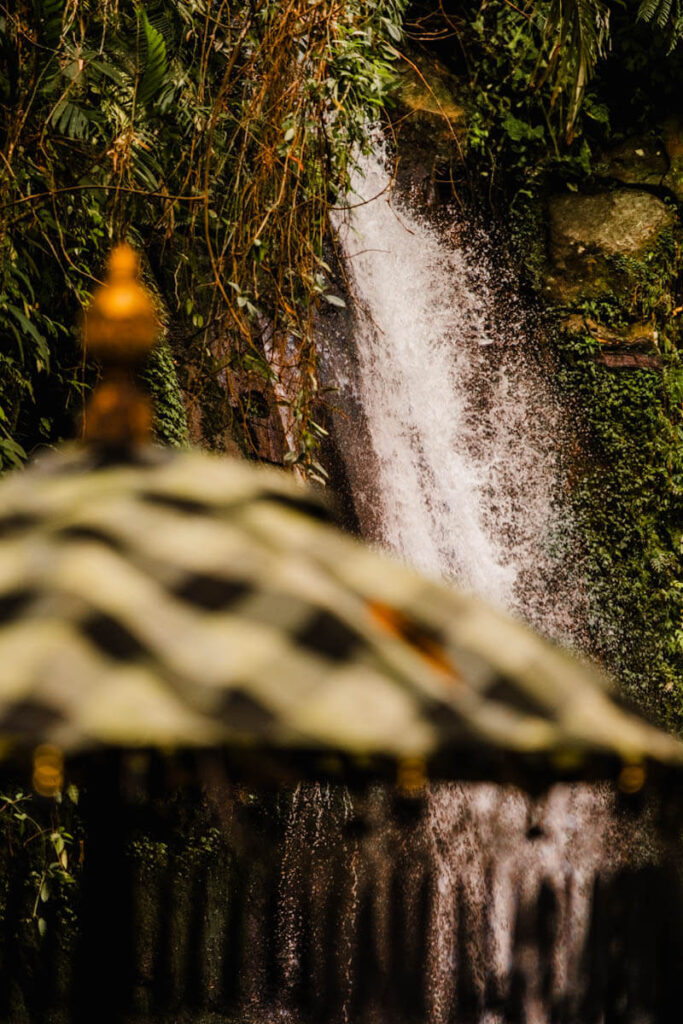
[328,148,558,611]
[269,147,661,1023]
[92,153,675,1024]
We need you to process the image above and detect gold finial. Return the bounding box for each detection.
[82,244,160,445]
[84,244,159,364]
[618,758,646,795]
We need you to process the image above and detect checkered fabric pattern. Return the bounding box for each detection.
[0,444,680,770]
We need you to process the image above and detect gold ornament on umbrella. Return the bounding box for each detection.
[82,243,160,446]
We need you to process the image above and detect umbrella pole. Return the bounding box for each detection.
[72,752,135,1024]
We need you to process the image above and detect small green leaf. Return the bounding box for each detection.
[323,293,346,308]
[382,18,402,42]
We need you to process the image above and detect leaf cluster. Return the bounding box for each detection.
[0,786,79,941]
[0,0,407,471]
[638,0,683,49]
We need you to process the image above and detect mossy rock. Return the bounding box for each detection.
[596,136,668,187]
[543,190,677,309]
[662,117,683,203]
[393,55,466,204]
[398,57,465,130]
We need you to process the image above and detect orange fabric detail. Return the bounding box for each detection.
[368,600,462,684]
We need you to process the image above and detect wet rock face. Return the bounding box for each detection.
[598,136,668,187]
[392,56,465,207]
[595,128,683,202]
[544,190,675,302]
[662,118,683,202]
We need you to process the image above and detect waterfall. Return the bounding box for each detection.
[322,147,587,645]
[297,147,650,1022]
[329,149,549,608]
[248,146,673,1024]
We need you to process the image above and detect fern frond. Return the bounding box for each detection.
[658,0,673,26]
[638,0,671,23]
[638,0,659,22]
[637,0,683,46]
[137,6,168,107]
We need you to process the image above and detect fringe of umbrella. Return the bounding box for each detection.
[0,753,681,1023]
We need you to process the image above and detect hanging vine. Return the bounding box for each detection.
[0,0,407,471]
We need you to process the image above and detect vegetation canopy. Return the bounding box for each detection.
[0,0,406,472]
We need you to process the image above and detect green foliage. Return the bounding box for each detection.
[605,230,678,318]
[0,0,407,472]
[542,0,610,137]
[137,7,168,107]
[450,0,609,199]
[140,341,189,448]
[638,0,683,48]
[0,787,78,940]
[556,328,683,725]
[427,0,683,202]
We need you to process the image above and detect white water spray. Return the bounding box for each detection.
[320,149,626,1021]
[327,148,574,625]
[263,146,663,1024]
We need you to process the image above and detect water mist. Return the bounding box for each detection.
[279,147,651,1023]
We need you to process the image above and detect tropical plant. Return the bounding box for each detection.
[638,0,683,48]
[0,786,77,939]
[540,0,610,138]
[0,0,407,473]
[537,0,683,133]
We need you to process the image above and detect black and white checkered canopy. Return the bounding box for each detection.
[0,443,680,780]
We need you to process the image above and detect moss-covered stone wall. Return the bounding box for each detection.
[394,4,682,727]
[532,171,681,727]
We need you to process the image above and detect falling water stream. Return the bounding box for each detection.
[270,148,661,1023]
[329,150,557,608]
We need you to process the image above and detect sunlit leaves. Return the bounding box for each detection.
[0,0,407,474]
[137,6,168,107]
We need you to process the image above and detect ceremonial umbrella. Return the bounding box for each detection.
[0,439,682,786]
[0,246,680,785]
[1,436,683,786]
[0,246,681,1022]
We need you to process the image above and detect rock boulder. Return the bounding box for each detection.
[544,190,675,303]
[598,136,668,187]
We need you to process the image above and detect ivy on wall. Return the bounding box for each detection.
[557,331,682,725]
[404,0,683,723]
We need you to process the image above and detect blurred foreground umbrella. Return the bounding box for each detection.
[0,246,681,1024]
[3,439,682,784]
[0,245,680,787]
